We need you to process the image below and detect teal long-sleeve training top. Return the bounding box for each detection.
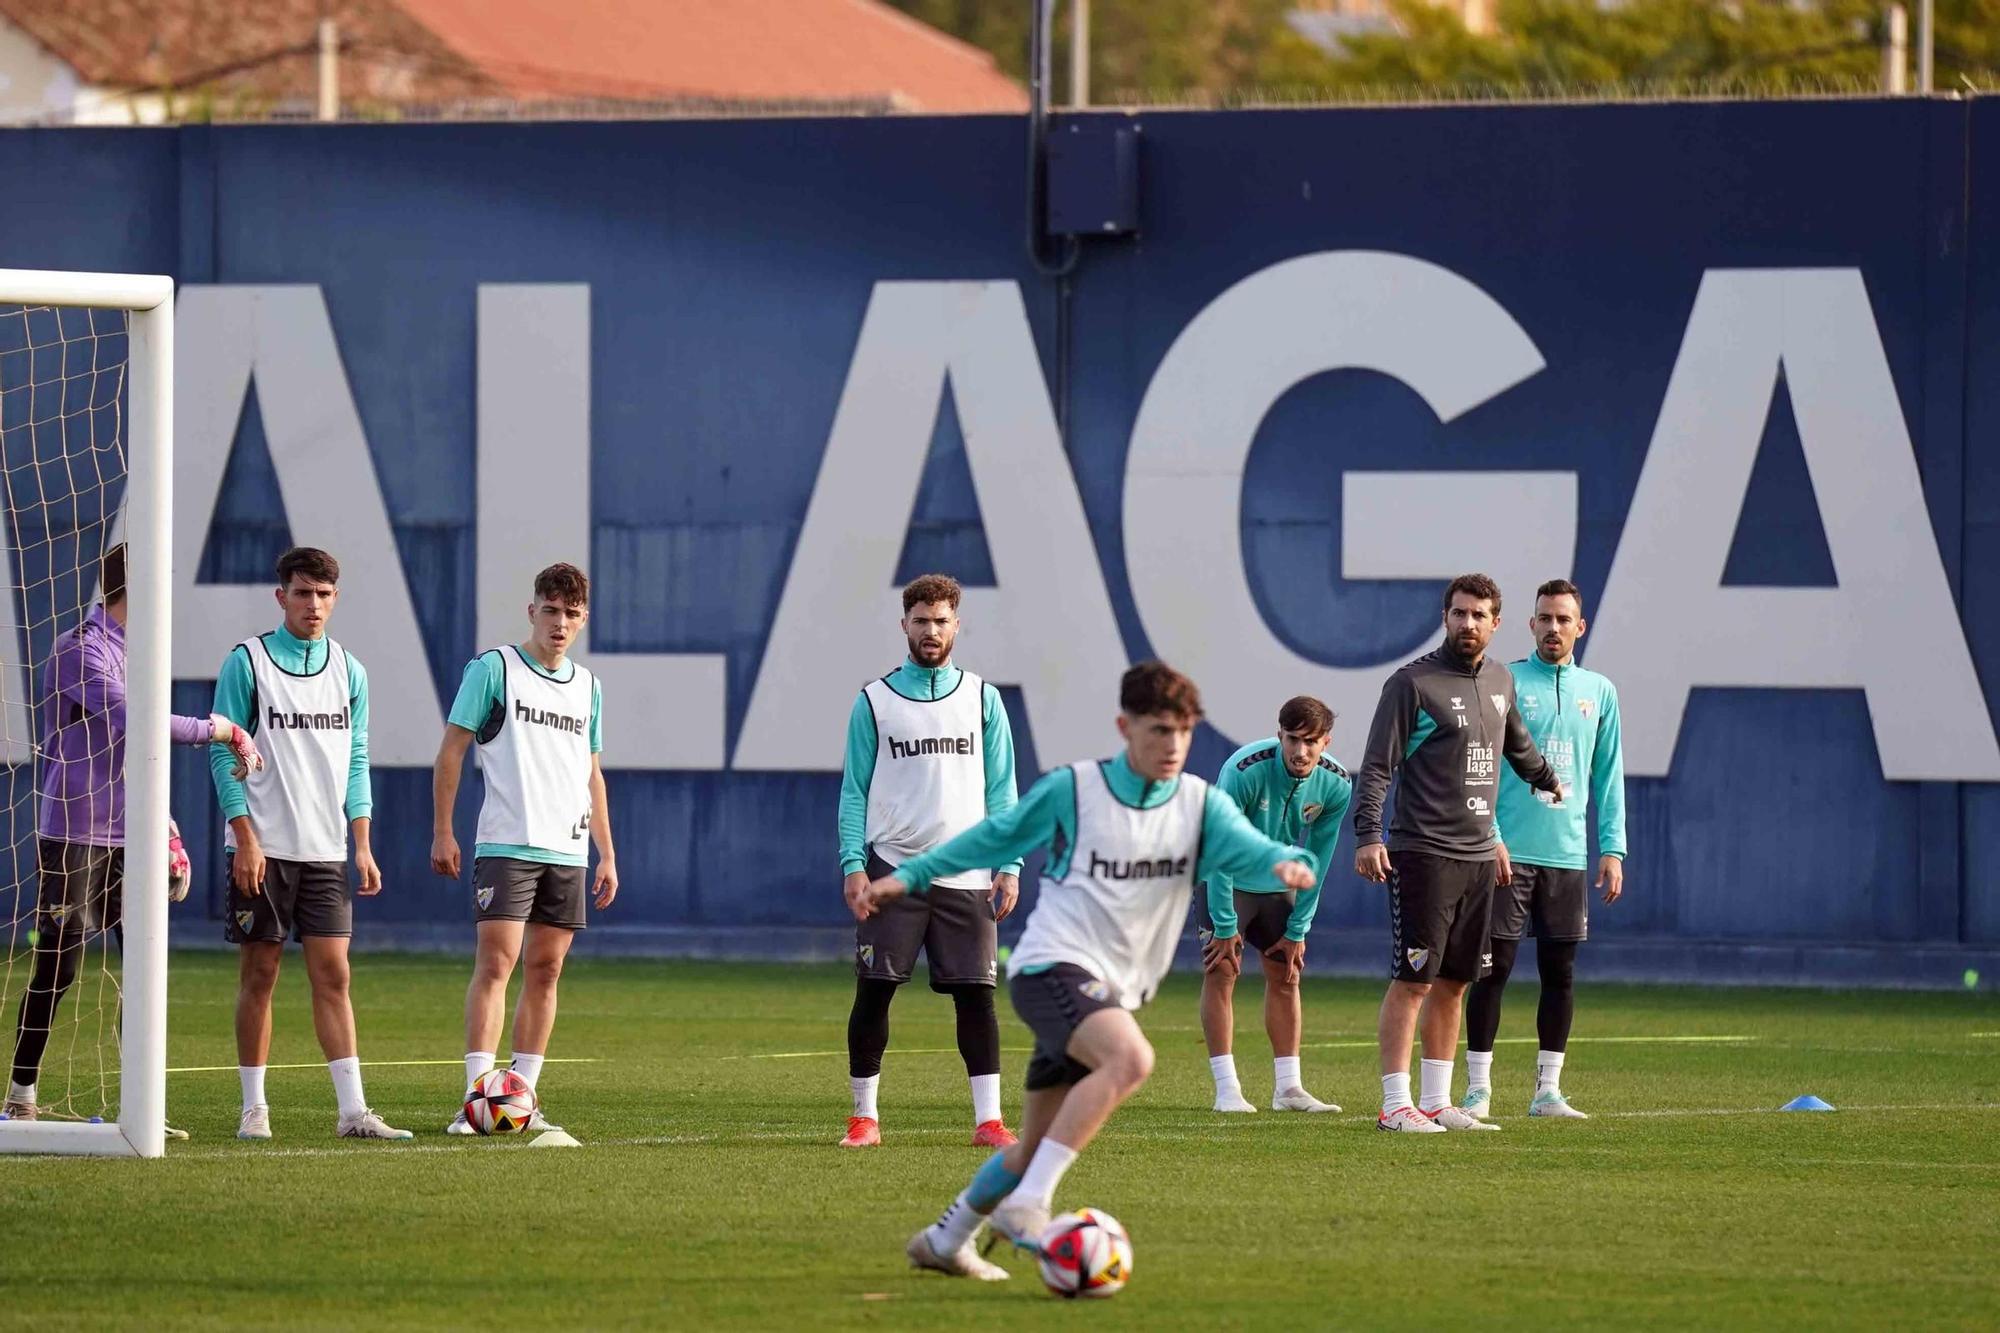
[208,623,372,823]
[1205,738,1353,943]
[837,658,1021,877]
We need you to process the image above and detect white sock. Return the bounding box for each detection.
[1381,1071,1413,1114]
[510,1051,545,1091]
[850,1074,880,1120]
[926,1191,985,1255]
[1537,1049,1565,1095]
[1466,1050,1494,1094]
[969,1072,1001,1126]
[239,1065,267,1110]
[1014,1138,1079,1208]
[465,1050,496,1091]
[1209,1053,1240,1091]
[327,1056,365,1119]
[1418,1057,1454,1113]
[1273,1054,1301,1093]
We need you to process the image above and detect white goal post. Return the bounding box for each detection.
[0,269,172,1157]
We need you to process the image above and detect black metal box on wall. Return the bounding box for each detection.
[1045,118,1141,236]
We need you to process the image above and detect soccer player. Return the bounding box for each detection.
[853,662,1316,1280]
[212,546,408,1142]
[432,562,616,1135]
[4,544,261,1125]
[1463,579,1625,1120]
[1353,573,1562,1133]
[1196,695,1352,1114]
[836,573,1021,1149]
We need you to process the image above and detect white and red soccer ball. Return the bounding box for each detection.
[463,1068,537,1135]
[1036,1209,1133,1299]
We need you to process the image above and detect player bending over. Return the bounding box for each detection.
[1463,579,1625,1120]
[836,573,1021,1149]
[1352,574,1561,1133]
[5,543,261,1128]
[856,662,1316,1280]
[1197,695,1352,1114]
[213,546,407,1141]
[433,562,617,1134]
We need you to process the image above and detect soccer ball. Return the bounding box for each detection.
[464,1068,537,1135]
[1036,1209,1133,1299]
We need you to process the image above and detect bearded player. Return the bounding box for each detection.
[853,662,1316,1279]
[1196,695,1352,1115]
[836,573,1021,1148]
[1463,578,1625,1120]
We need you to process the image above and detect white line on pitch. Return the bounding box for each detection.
[721,1034,1757,1060]
[165,1057,605,1074]
[123,1102,2000,1160]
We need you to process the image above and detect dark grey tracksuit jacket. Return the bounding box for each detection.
[1353,646,1562,861]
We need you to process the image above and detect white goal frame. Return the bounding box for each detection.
[0,269,172,1157]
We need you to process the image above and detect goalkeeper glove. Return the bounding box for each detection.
[166,817,191,904]
[210,713,264,781]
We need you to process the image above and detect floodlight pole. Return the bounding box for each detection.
[1917,0,1933,93]
[317,18,339,121]
[1072,0,1090,108]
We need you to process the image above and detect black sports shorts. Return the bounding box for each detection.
[1008,963,1121,1090]
[1489,862,1589,943]
[226,857,351,944]
[855,852,997,989]
[1387,850,1495,984]
[1194,885,1298,957]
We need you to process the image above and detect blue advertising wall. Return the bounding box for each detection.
[4,98,1998,985]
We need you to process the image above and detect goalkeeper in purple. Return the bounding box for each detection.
[4,543,261,1125]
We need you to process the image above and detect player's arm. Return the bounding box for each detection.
[1285,777,1351,942]
[346,653,381,896]
[855,768,1073,918]
[588,752,617,909]
[433,655,503,878]
[1196,789,1317,893]
[1352,673,1413,882]
[207,647,268,893]
[1592,683,1627,903]
[1203,759,1260,941]
[67,626,127,728]
[1501,687,1562,797]
[980,684,1024,914]
[837,691,877,881]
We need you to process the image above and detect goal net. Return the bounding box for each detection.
[0,271,172,1158]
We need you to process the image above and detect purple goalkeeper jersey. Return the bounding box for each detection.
[37,604,209,846]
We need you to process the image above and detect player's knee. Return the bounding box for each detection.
[1539,943,1576,990]
[239,951,281,995]
[523,953,564,992]
[308,957,351,996]
[1110,1036,1155,1090]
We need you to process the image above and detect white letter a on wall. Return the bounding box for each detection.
[1589,269,2000,781]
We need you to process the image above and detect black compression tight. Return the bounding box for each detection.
[11,924,92,1087]
[1464,936,1519,1053]
[1535,940,1577,1053]
[1465,936,1578,1054]
[845,979,1001,1079]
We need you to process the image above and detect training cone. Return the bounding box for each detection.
[530,1129,582,1147]
[1779,1095,1835,1112]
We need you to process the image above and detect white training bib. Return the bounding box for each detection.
[227,634,353,863]
[1009,762,1206,1009]
[862,669,991,891]
[474,647,595,856]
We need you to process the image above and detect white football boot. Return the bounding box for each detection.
[907,1229,1010,1281]
[1528,1089,1589,1119]
[985,1196,1052,1254]
[1272,1086,1340,1113]
[336,1108,413,1140]
[1376,1105,1445,1133]
[1426,1105,1501,1131]
[445,1108,478,1136]
[525,1108,564,1133]
[1459,1087,1493,1120]
[237,1104,272,1140]
[1213,1086,1259,1113]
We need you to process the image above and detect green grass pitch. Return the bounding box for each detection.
[2,953,1996,1330]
